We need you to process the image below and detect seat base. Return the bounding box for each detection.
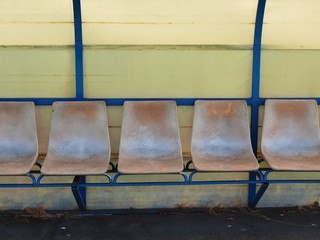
[41,155,110,175]
[0,155,37,175]
[262,153,320,171]
[191,154,259,172]
[118,157,184,174]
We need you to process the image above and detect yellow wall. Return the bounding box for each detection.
[1,0,320,209]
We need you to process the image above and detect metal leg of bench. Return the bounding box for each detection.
[248,171,269,208]
[249,182,269,209]
[72,175,86,210]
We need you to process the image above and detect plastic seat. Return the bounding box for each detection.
[191,100,259,172]
[118,101,184,174]
[41,101,111,175]
[261,99,320,171]
[0,102,38,175]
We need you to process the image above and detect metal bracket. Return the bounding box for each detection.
[248,171,269,208]
[72,175,86,210]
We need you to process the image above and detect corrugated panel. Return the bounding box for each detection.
[0,47,75,97]
[0,0,73,45]
[81,0,256,45]
[260,50,320,97]
[263,0,320,49]
[84,48,252,98]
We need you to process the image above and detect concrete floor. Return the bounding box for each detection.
[1,208,320,240]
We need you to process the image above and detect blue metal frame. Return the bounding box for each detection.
[72,176,86,210]
[73,0,84,100]
[248,0,266,208]
[251,0,266,155]
[0,0,319,212]
[0,169,265,210]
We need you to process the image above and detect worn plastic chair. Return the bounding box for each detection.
[191,100,259,171]
[118,101,184,174]
[0,102,38,175]
[261,99,320,171]
[41,101,111,175]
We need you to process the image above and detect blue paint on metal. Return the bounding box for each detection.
[104,173,113,183]
[0,98,252,106]
[185,160,193,171]
[2,97,320,106]
[248,172,258,205]
[103,98,252,106]
[26,173,37,185]
[113,172,188,184]
[251,0,266,155]
[72,176,86,210]
[73,0,84,100]
[248,182,269,208]
[247,170,266,208]
[0,98,76,105]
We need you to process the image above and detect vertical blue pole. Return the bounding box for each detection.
[72,0,85,209]
[73,0,84,100]
[249,0,266,207]
[251,0,266,155]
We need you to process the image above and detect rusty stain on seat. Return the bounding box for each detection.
[0,102,38,175]
[41,101,111,175]
[118,101,184,174]
[261,99,320,171]
[191,100,259,172]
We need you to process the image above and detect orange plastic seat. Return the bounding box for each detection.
[261,99,320,171]
[191,100,259,172]
[0,102,38,175]
[118,101,184,174]
[41,101,111,175]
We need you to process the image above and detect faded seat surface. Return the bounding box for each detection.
[118,101,184,174]
[41,102,111,175]
[0,102,38,175]
[191,100,259,172]
[261,99,320,171]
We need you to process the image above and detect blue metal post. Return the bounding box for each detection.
[72,0,84,100]
[248,182,269,208]
[71,176,86,210]
[251,0,266,155]
[248,0,266,207]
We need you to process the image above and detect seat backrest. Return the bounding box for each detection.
[191,100,253,156]
[261,99,320,155]
[119,101,182,159]
[0,102,38,159]
[47,101,110,159]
